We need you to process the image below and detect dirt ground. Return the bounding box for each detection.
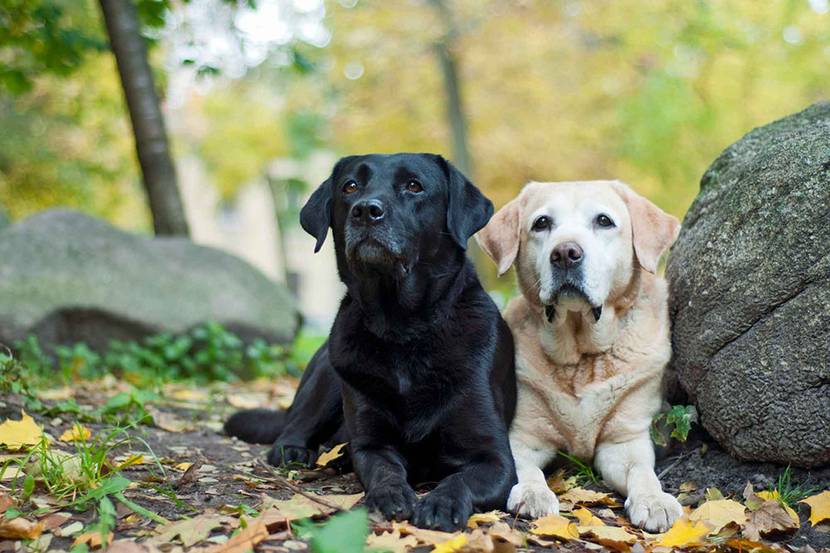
[1,377,828,552]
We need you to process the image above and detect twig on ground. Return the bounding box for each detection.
[657,450,694,480]
[255,459,343,513]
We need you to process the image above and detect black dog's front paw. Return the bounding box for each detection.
[365,483,418,522]
[413,487,473,531]
[267,443,317,467]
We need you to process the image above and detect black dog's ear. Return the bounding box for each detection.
[439,156,494,250]
[300,176,333,253]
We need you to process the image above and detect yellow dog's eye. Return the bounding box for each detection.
[531,215,552,232]
[342,180,358,194]
[406,179,423,193]
[595,214,615,228]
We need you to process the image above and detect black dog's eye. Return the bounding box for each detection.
[405,179,423,193]
[595,214,615,228]
[531,215,552,232]
[342,180,358,194]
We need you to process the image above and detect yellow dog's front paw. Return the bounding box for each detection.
[625,491,682,532]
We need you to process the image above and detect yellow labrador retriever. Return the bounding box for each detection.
[476,180,682,532]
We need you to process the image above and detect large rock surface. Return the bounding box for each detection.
[667,102,830,468]
[0,210,299,351]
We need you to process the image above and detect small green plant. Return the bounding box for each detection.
[651,404,698,447]
[295,508,370,553]
[769,466,818,507]
[558,450,601,486]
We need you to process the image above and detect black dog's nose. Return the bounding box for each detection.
[551,241,583,269]
[351,199,385,225]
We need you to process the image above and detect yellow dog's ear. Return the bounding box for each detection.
[476,196,521,276]
[611,181,680,273]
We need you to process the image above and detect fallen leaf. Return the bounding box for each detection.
[147,407,195,433]
[0,465,23,481]
[0,494,14,514]
[115,454,148,471]
[106,539,162,553]
[431,533,467,552]
[530,514,579,540]
[366,529,418,553]
[74,529,113,549]
[57,520,84,537]
[546,469,577,494]
[467,510,503,528]
[175,462,194,471]
[262,492,364,520]
[488,521,524,546]
[579,525,637,551]
[36,387,74,401]
[40,512,71,531]
[153,514,233,547]
[203,515,269,553]
[654,517,710,547]
[573,507,605,526]
[316,442,348,467]
[744,500,799,540]
[0,516,44,540]
[801,490,830,526]
[60,424,92,443]
[393,521,456,546]
[559,487,618,506]
[0,412,43,450]
[689,499,748,532]
[756,490,799,524]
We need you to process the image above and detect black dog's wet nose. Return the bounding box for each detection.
[351,199,385,225]
[551,241,583,269]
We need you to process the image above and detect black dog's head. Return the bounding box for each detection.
[300,153,493,277]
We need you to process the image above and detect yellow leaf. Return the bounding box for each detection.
[0,517,44,540]
[316,442,348,467]
[74,529,113,549]
[59,424,91,443]
[0,412,43,451]
[467,510,502,528]
[689,499,748,532]
[573,507,604,526]
[431,533,467,553]
[175,462,194,471]
[392,521,456,546]
[530,514,579,540]
[488,521,525,546]
[559,487,618,506]
[578,524,637,549]
[115,454,147,470]
[801,490,830,526]
[655,517,711,547]
[366,530,418,553]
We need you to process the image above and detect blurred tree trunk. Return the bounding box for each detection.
[98,0,189,236]
[429,0,473,177]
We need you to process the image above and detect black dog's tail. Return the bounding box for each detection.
[224,408,287,445]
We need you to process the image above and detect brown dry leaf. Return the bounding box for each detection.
[106,539,163,553]
[801,490,830,526]
[60,424,92,443]
[36,387,74,401]
[743,499,799,541]
[0,516,44,540]
[153,514,234,547]
[393,521,457,546]
[689,499,748,532]
[366,529,419,553]
[40,512,71,531]
[530,514,579,540]
[0,411,43,451]
[488,521,524,547]
[465,529,498,553]
[559,487,619,507]
[0,493,14,514]
[316,442,348,467]
[261,492,363,520]
[654,516,710,547]
[203,516,269,553]
[573,507,605,526]
[467,510,503,528]
[147,407,195,433]
[579,525,637,551]
[756,490,799,524]
[74,529,114,549]
[546,469,577,494]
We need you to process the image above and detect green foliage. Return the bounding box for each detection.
[558,451,600,486]
[296,508,370,553]
[12,322,298,389]
[769,466,818,508]
[651,405,698,447]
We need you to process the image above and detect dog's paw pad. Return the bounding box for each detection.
[507,481,559,518]
[625,491,683,532]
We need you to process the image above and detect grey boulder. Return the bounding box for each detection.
[667,102,830,467]
[0,209,299,351]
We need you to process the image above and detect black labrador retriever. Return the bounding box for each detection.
[225,153,516,531]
